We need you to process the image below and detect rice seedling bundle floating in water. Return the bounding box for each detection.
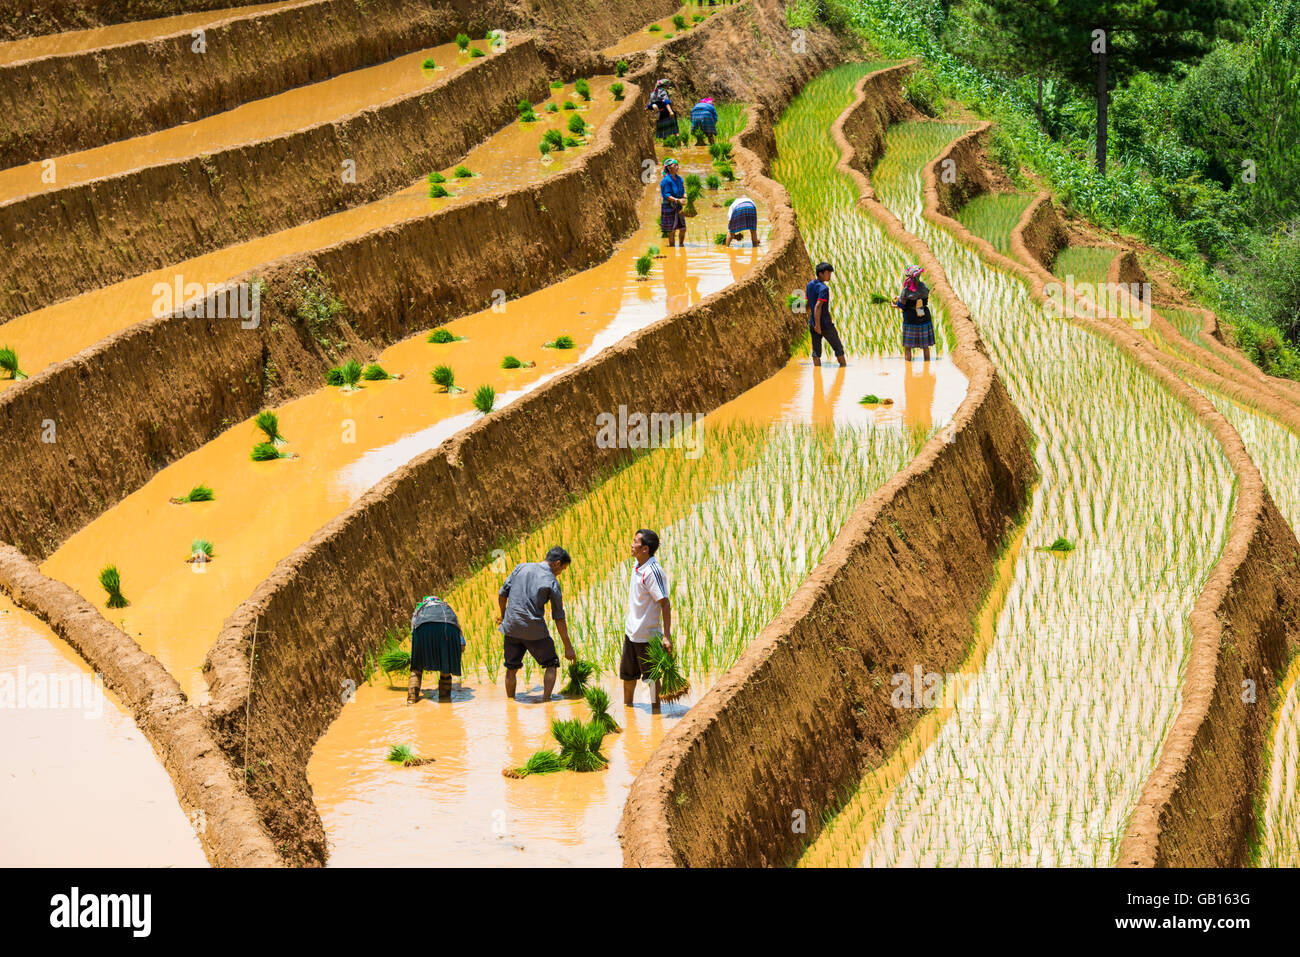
[706,174,721,190]
[428,183,451,198]
[362,363,390,380]
[563,101,576,111]
[453,165,474,178]
[0,345,26,379]
[611,82,625,101]
[386,744,433,767]
[99,565,128,608]
[469,46,485,57]
[427,327,462,344]
[542,129,565,151]
[254,410,286,445]
[250,441,288,461]
[546,103,559,113]
[615,60,628,77]
[859,394,880,405]
[427,171,446,184]
[574,78,591,101]
[551,718,608,772]
[325,366,345,386]
[560,659,598,697]
[672,13,687,29]
[340,358,363,389]
[567,114,587,136]
[421,58,436,69]
[500,355,534,369]
[544,335,576,349]
[643,636,690,701]
[188,539,214,562]
[584,686,621,734]
[454,32,469,50]
[562,136,580,148]
[503,749,566,779]
[648,24,662,32]
[472,384,496,415]
[431,365,462,392]
[171,483,214,505]
[635,253,653,278]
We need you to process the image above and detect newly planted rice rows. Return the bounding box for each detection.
[799,100,1235,865]
[771,63,954,357]
[954,192,1032,255]
[1052,246,1118,284]
[448,420,928,682]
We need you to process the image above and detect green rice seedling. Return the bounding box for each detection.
[99,565,128,608]
[427,328,462,344]
[453,164,473,178]
[648,23,662,32]
[427,171,446,184]
[574,78,590,101]
[644,636,689,701]
[501,355,535,369]
[430,364,462,392]
[562,100,577,111]
[469,47,485,57]
[517,98,534,117]
[189,539,214,561]
[340,358,363,390]
[1040,537,1075,553]
[545,102,559,113]
[250,442,286,461]
[869,292,891,305]
[171,483,214,505]
[716,161,735,181]
[647,245,660,257]
[428,182,451,198]
[379,644,411,677]
[684,174,702,216]
[635,253,653,278]
[472,384,496,415]
[550,79,564,89]
[538,139,552,157]
[325,366,345,386]
[421,57,437,69]
[706,173,721,190]
[562,136,580,148]
[693,13,705,22]
[859,394,881,405]
[955,192,1033,256]
[664,133,680,148]
[544,335,575,349]
[707,142,723,160]
[254,410,286,445]
[543,128,565,150]
[714,232,728,245]
[584,686,621,733]
[454,32,469,51]
[610,82,624,101]
[616,60,629,77]
[386,744,433,767]
[0,346,25,380]
[503,749,566,778]
[672,13,687,29]
[567,114,586,135]
[362,363,391,380]
[560,659,598,697]
[551,718,607,772]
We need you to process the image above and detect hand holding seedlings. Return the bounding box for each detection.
[621,529,674,710]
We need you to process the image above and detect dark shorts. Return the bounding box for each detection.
[619,636,654,681]
[810,318,845,359]
[503,634,560,670]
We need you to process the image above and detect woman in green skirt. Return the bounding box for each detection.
[407,595,465,704]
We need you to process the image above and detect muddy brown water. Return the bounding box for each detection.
[41,152,762,703]
[0,594,207,866]
[0,78,617,393]
[0,38,474,201]
[602,4,714,57]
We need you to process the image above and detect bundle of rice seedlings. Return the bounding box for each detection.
[543,335,575,349]
[340,358,363,390]
[386,744,433,767]
[562,135,580,148]
[584,686,621,734]
[562,101,577,111]
[517,98,535,117]
[567,114,586,135]
[250,442,287,461]
[542,128,565,151]
[453,164,474,178]
[648,23,662,32]
[644,636,690,701]
[714,232,728,245]
[716,162,735,181]
[539,139,552,157]
[715,142,733,161]
[683,174,702,216]
[707,142,723,160]
[672,13,687,29]
[1040,537,1075,553]
[574,78,590,100]
[635,253,653,278]
[99,565,128,608]
[379,643,410,677]
[362,363,391,380]
[615,59,629,78]
[472,383,496,415]
[647,245,660,256]
[170,483,214,505]
[500,355,535,369]
[325,366,345,386]
[431,364,463,392]
[469,46,485,57]
[428,171,446,184]
[706,173,721,189]
[664,133,680,148]
[187,539,214,563]
[0,346,27,379]
[255,410,286,445]
[429,182,451,198]
[859,394,881,405]
[545,102,559,113]
[427,327,462,344]
[560,658,598,697]
[551,718,607,772]
[503,749,565,779]
[693,13,705,22]
[421,57,437,69]
[550,79,564,89]
[610,82,625,101]
[455,32,469,50]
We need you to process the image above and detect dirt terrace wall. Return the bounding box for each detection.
[0,0,504,168]
[0,544,279,867]
[0,38,547,319]
[0,0,271,41]
[0,77,654,560]
[980,169,1300,868]
[201,89,816,865]
[621,65,1036,867]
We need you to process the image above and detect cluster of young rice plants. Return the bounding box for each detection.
[954,192,1033,255]
[802,74,1236,866]
[1162,306,1205,347]
[1197,389,1300,866]
[1051,246,1118,285]
[445,421,926,684]
[772,65,952,358]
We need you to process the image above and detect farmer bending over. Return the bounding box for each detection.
[690,96,718,145]
[725,195,760,247]
[498,546,576,701]
[660,158,687,247]
[620,529,673,712]
[806,261,846,368]
[407,594,465,705]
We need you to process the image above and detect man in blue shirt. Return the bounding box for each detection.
[659,157,686,247]
[805,261,846,367]
[498,546,576,701]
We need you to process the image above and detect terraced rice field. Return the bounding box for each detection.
[954,192,1032,255]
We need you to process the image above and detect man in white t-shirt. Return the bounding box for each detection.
[619,528,673,711]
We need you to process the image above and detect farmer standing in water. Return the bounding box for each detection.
[660,157,687,247]
[893,264,934,362]
[498,546,576,701]
[806,261,846,367]
[620,529,673,712]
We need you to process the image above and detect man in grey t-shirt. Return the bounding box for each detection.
[498,546,576,701]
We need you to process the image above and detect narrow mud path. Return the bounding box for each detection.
[0,593,207,866]
[799,96,1235,866]
[0,78,616,393]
